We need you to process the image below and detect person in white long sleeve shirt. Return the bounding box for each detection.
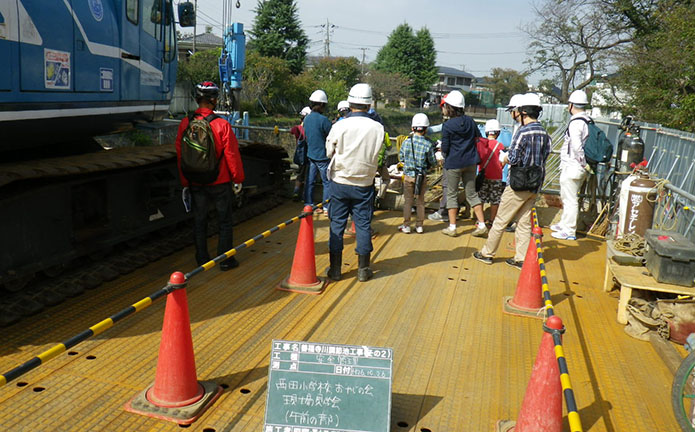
[552,89,592,240]
[325,83,384,283]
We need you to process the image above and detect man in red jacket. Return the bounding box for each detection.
[175,81,245,270]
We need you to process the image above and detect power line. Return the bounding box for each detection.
[197,9,222,27]
[310,24,523,40]
[430,32,524,40]
[437,50,526,56]
[331,40,382,49]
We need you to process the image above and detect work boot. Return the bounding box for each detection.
[357,253,373,282]
[326,252,342,281]
[219,257,239,271]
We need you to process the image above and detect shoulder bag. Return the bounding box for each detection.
[509,164,543,192]
[410,137,426,196]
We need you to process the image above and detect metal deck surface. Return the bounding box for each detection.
[0,202,679,431]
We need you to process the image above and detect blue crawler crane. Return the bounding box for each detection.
[0,1,287,322]
[0,0,178,147]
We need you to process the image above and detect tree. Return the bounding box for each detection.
[373,24,437,99]
[242,51,293,113]
[177,48,222,85]
[615,3,695,131]
[365,68,412,108]
[524,0,633,101]
[308,57,361,88]
[597,0,665,37]
[248,0,308,74]
[484,68,529,105]
[415,28,439,96]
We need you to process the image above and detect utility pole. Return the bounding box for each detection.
[359,48,368,75]
[192,0,197,54]
[322,18,335,57]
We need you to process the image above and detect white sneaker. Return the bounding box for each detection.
[398,224,411,234]
[471,223,488,237]
[441,226,457,237]
[428,212,443,221]
[551,230,577,240]
[415,226,424,234]
[550,223,563,232]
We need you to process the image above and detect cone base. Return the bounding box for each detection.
[495,419,516,432]
[278,276,326,295]
[502,296,544,319]
[124,380,222,425]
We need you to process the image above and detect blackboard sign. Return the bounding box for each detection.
[263,340,393,432]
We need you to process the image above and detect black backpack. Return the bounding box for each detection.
[180,113,221,184]
[567,117,614,169]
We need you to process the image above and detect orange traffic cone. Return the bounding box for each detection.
[496,315,564,432]
[503,227,544,318]
[278,205,326,294]
[125,272,222,425]
[344,221,356,237]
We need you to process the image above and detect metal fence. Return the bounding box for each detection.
[501,104,695,240]
[644,125,695,240]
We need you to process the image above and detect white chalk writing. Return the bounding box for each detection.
[628,194,643,233]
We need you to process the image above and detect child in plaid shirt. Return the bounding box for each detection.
[398,113,437,233]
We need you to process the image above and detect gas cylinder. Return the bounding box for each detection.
[616,117,645,172]
[616,173,657,237]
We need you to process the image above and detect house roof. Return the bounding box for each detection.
[437,66,475,79]
[178,32,224,47]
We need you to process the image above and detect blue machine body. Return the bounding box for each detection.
[217,22,248,139]
[0,0,178,148]
[218,22,245,91]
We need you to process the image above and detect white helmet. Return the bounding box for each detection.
[506,94,524,111]
[484,119,501,134]
[309,89,328,103]
[337,100,350,111]
[568,89,589,105]
[520,92,542,107]
[299,106,311,117]
[347,83,373,105]
[411,113,430,128]
[444,90,465,108]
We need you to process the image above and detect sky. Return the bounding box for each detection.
[182,0,539,81]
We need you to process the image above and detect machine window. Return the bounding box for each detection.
[143,0,161,40]
[126,0,138,24]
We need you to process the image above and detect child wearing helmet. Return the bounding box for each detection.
[398,113,437,234]
[290,107,311,200]
[476,119,506,225]
[335,100,350,122]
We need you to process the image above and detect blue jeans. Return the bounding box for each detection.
[190,183,234,265]
[329,182,374,255]
[305,159,331,207]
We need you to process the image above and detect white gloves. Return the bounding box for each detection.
[182,187,191,213]
[498,150,509,165]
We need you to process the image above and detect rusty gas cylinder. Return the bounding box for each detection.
[620,175,657,237]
